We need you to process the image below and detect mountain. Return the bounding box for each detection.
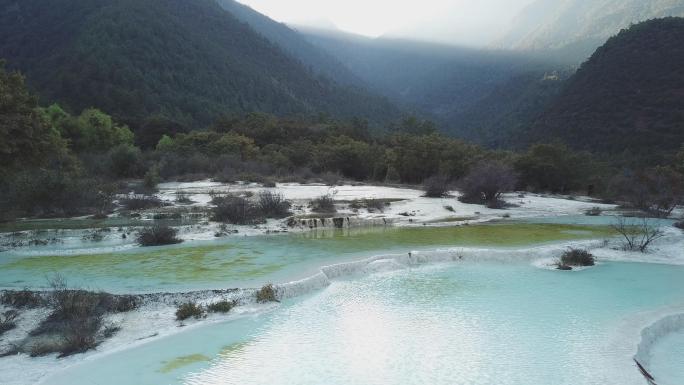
[0,0,399,127]
[215,0,362,87]
[527,18,684,159]
[296,26,560,122]
[447,71,567,147]
[498,0,684,60]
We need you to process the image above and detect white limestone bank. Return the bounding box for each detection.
[635,313,684,385]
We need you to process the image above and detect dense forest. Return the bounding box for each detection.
[1,1,684,223]
[0,0,399,128]
[2,59,683,221]
[528,17,684,163]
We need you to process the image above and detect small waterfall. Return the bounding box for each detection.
[287,216,394,230]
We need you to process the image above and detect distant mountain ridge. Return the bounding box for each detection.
[297,26,559,123]
[498,0,684,59]
[0,0,399,127]
[215,0,363,87]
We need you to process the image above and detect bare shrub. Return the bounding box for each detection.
[175,191,193,204]
[458,161,517,208]
[27,276,139,357]
[349,199,387,213]
[256,191,291,218]
[60,317,100,357]
[1,289,44,308]
[560,248,595,267]
[102,324,121,338]
[211,195,264,224]
[423,176,450,198]
[136,225,182,246]
[176,302,205,321]
[120,195,165,210]
[0,310,19,336]
[674,221,684,230]
[311,195,336,213]
[612,217,665,253]
[207,300,236,313]
[585,207,602,216]
[365,198,387,213]
[608,168,684,218]
[256,284,278,303]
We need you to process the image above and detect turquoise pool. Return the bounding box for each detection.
[43,261,684,385]
[0,223,615,293]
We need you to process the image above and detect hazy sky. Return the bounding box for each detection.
[237,0,537,45]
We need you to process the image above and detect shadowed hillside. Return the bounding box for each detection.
[0,0,399,127]
[528,18,684,161]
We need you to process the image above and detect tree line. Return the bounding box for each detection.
[1,62,683,220]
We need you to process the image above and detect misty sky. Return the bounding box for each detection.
[237,0,537,45]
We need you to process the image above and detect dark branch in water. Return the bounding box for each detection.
[634,359,657,385]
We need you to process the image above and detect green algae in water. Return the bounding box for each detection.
[1,223,615,291]
[5,244,286,285]
[294,223,615,249]
[158,354,211,374]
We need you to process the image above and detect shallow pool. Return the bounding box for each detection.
[0,223,614,293]
[649,331,684,385]
[44,261,684,385]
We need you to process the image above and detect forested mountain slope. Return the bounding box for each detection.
[527,18,684,158]
[215,0,363,88]
[0,0,399,127]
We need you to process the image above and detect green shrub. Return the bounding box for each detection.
[136,225,182,247]
[176,302,205,321]
[143,166,161,191]
[256,284,278,303]
[560,248,596,267]
[108,144,143,178]
[207,300,236,313]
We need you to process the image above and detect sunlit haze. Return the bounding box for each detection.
[237,0,537,45]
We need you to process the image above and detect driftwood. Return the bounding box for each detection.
[634,359,657,385]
